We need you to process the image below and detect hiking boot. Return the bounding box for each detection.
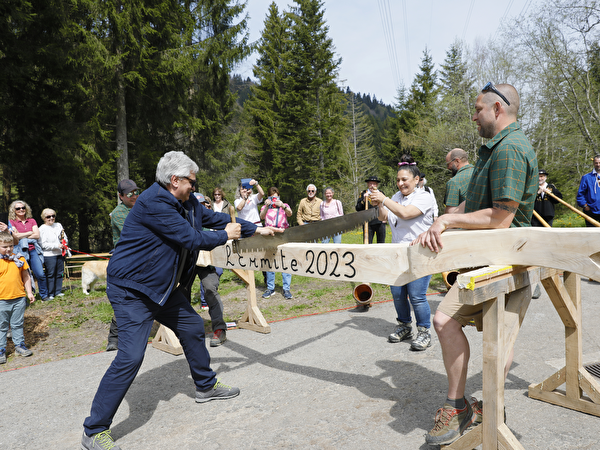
[81,430,121,450]
[105,341,118,352]
[195,379,240,403]
[283,290,293,299]
[470,397,506,424]
[210,329,227,347]
[388,322,412,343]
[0,348,6,364]
[15,344,32,357]
[425,400,476,446]
[410,326,431,351]
[262,289,274,299]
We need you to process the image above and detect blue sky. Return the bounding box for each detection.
[235,0,533,105]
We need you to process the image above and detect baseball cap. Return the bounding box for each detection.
[117,179,139,195]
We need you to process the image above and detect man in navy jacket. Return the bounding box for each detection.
[82,151,278,450]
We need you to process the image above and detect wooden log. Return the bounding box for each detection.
[199,228,600,285]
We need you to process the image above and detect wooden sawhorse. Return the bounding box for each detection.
[445,265,600,450]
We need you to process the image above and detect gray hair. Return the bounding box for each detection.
[306,184,317,191]
[155,151,199,186]
[324,186,334,194]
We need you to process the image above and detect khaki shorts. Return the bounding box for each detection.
[437,283,485,331]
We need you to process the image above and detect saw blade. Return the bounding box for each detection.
[233,207,379,252]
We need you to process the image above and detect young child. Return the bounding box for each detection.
[0,230,36,364]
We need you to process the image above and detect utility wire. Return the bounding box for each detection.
[377,0,402,90]
[402,0,411,83]
[462,0,476,42]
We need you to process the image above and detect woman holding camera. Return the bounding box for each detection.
[260,187,293,299]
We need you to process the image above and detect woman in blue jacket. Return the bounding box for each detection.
[82,151,279,450]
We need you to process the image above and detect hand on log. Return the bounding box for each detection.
[412,218,448,253]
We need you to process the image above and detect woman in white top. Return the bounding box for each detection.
[370,158,435,351]
[39,208,69,299]
[320,187,344,243]
[234,179,264,225]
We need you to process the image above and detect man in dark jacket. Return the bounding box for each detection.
[531,169,562,227]
[355,176,386,244]
[81,151,278,450]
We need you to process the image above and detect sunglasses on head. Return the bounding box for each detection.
[482,82,510,106]
[125,190,140,198]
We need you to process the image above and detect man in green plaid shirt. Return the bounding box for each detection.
[416,84,538,446]
[444,148,474,214]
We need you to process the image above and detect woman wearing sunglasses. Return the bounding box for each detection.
[39,209,69,300]
[9,200,49,301]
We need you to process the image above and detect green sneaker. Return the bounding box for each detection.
[81,430,121,450]
[425,400,475,446]
[195,379,240,403]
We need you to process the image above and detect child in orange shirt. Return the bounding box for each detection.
[0,231,35,364]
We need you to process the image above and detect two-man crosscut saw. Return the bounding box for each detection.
[232,207,379,253]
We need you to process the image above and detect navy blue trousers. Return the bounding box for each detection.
[83,282,216,435]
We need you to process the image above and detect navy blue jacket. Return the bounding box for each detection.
[107,182,256,305]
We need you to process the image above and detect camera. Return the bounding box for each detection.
[268,196,278,207]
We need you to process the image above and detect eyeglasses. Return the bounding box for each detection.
[125,190,140,198]
[15,206,26,211]
[213,193,221,197]
[45,215,56,219]
[180,176,197,189]
[482,82,510,106]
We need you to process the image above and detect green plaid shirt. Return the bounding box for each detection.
[465,122,538,227]
[110,202,132,247]
[444,164,474,207]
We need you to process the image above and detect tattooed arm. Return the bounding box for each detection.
[412,199,518,252]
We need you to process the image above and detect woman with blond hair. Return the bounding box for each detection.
[39,208,69,299]
[9,200,49,301]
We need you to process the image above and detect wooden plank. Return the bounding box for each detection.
[235,269,271,334]
[528,385,600,416]
[579,368,600,404]
[502,286,531,366]
[202,228,600,285]
[563,272,583,401]
[151,325,183,356]
[541,275,578,328]
[498,423,525,450]
[443,423,482,449]
[482,294,504,450]
[460,266,558,306]
[529,367,566,393]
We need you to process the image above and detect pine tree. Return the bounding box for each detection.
[340,93,376,201]
[245,2,292,185]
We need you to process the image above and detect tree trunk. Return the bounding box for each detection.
[116,60,129,182]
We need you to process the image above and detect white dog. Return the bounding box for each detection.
[81,260,109,295]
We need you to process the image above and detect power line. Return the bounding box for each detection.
[377,0,402,90]
[402,0,411,83]
[462,0,476,42]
